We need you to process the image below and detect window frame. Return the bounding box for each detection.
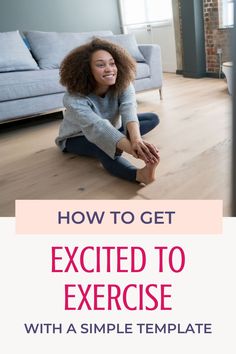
[218,0,234,29]
[118,0,173,32]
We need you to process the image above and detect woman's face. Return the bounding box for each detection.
[90,50,117,93]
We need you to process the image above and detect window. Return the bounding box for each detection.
[119,0,173,29]
[218,0,234,28]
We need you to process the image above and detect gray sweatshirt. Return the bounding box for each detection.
[55,83,139,159]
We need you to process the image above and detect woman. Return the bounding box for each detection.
[56,38,160,184]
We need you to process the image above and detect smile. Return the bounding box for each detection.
[103,74,116,78]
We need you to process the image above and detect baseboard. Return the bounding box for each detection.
[205,72,225,79]
[182,72,207,78]
[175,70,225,79]
[176,69,183,75]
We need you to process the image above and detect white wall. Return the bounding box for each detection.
[126,23,177,73]
[0,0,121,33]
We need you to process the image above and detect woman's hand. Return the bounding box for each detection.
[125,122,159,163]
[131,139,159,164]
[116,137,159,163]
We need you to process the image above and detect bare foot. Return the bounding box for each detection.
[136,160,159,185]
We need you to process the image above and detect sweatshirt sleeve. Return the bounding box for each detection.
[119,83,139,134]
[63,95,125,159]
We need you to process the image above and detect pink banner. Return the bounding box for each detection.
[15,200,222,235]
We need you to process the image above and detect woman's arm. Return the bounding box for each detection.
[126,121,159,163]
[62,94,126,159]
[118,85,159,163]
[116,137,133,155]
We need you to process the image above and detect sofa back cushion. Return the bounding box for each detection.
[24,30,113,69]
[99,33,145,62]
[0,31,39,72]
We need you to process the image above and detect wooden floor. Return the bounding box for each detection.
[0,73,232,216]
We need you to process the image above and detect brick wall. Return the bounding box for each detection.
[177,0,232,75]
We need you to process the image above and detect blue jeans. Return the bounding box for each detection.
[65,112,159,182]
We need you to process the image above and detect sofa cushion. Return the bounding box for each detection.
[24,30,113,69]
[136,62,150,79]
[99,34,145,62]
[0,31,39,72]
[0,69,64,102]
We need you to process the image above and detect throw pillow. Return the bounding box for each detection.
[24,31,113,69]
[99,33,145,62]
[0,31,39,72]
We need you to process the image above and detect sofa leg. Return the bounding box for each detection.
[159,88,163,100]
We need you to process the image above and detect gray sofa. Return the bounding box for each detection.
[0,30,163,123]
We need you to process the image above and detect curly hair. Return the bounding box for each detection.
[59,37,137,95]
